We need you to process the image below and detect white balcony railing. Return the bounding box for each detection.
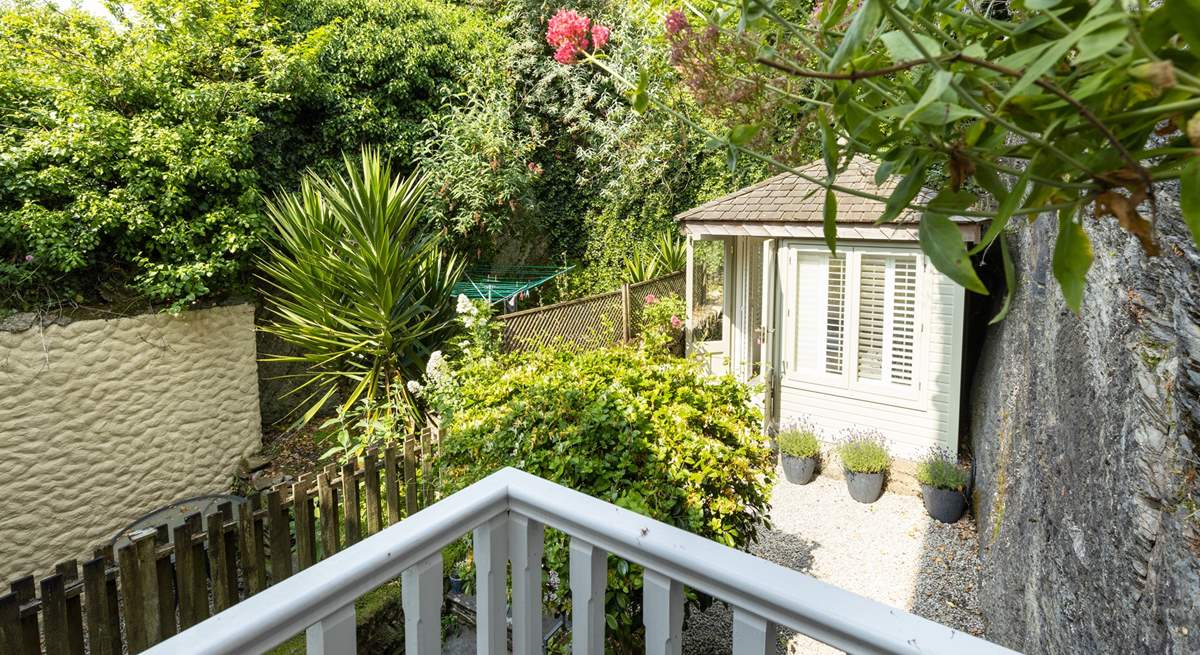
[144,467,1015,655]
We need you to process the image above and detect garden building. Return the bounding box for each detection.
[679,155,986,459]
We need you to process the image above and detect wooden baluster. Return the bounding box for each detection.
[642,570,683,655]
[569,539,607,655]
[401,554,442,654]
[117,543,147,653]
[0,593,23,654]
[174,514,207,629]
[92,546,123,655]
[217,503,239,602]
[732,608,777,655]
[474,514,509,655]
[305,603,355,655]
[238,496,267,595]
[133,534,161,647]
[151,528,176,641]
[509,515,545,655]
[206,514,233,612]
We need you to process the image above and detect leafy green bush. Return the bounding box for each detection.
[836,430,890,474]
[778,426,821,460]
[917,450,969,491]
[258,148,462,426]
[0,0,283,310]
[638,291,685,355]
[428,344,773,653]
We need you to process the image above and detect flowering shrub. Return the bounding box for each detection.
[639,292,686,355]
[431,343,771,653]
[545,8,610,64]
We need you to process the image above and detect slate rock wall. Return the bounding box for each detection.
[970,185,1199,653]
[0,303,261,581]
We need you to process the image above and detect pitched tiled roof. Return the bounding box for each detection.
[675,155,973,226]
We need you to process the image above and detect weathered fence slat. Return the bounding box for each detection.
[384,446,401,525]
[421,428,434,507]
[1,593,23,654]
[39,574,69,655]
[266,489,293,583]
[238,496,267,596]
[10,575,41,655]
[294,477,316,570]
[206,513,232,613]
[341,461,361,546]
[363,452,382,535]
[116,544,146,653]
[151,532,176,642]
[404,436,418,516]
[133,534,161,647]
[53,560,85,654]
[94,546,122,655]
[82,558,113,655]
[173,518,198,629]
[317,471,340,557]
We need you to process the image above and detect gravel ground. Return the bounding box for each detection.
[682,473,984,654]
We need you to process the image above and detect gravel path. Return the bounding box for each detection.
[682,473,985,654]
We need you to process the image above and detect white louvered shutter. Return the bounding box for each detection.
[791,251,824,374]
[823,255,846,375]
[854,253,918,388]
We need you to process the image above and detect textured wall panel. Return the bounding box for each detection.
[0,303,261,581]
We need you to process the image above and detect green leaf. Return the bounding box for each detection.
[1074,23,1129,63]
[823,189,838,255]
[1166,0,1200,51]
[989,233,1017,325]
[1052,209,1093,313]
[927,189,977,213]
[1182,158,1200,248]
[1025,0,1061,9]
[877,159,928,224]
[879,30,942,62]
[729,124,760,145]
[632,69,650,113]
[919,213,989,295]
[828,0,882,71]
[819,110,838,177]
[819,0,850,28]
[970,165,1031,256]
[882,102,981,125]
[1004,6,1127,102]
[902,70,952,128]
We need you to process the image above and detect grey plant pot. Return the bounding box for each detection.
[781,454,817,485]
[844,470,885,503]
[921,484,967,523]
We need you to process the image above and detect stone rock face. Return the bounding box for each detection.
[970,185,1199,654]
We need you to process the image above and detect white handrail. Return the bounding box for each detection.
[145,467,1017,655]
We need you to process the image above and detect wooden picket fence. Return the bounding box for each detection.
[0,427,439,654]
[498,271,685,352]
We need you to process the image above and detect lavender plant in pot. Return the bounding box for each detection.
[917,450,969,523]
[836,431,890,504]
[778,424,821,485]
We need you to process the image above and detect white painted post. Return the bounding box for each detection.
[685,234,695,354]
[732,608,777,655]
[509,514,545,655]
[569,538,607,655]
[402,553,443,654]
[305,602,355,655]
[642,570,683,655]
[474,513,510,655]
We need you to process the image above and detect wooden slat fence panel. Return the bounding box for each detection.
[498,271,685,352]
[0,426,436,653]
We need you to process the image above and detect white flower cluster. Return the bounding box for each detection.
[406,379,423,396]
[456,294,479,316]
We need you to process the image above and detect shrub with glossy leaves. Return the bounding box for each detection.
[429,344,773,652]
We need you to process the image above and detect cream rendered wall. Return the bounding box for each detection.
[0,303,261,581]
[775,242,965,460]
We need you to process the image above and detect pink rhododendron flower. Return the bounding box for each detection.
[670,315,683,329]
[546,8,609,64]
[644,293,657,304]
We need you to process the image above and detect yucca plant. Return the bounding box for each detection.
[652,229,686,273]
[623,248,660,283]
[258,148,464,428]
